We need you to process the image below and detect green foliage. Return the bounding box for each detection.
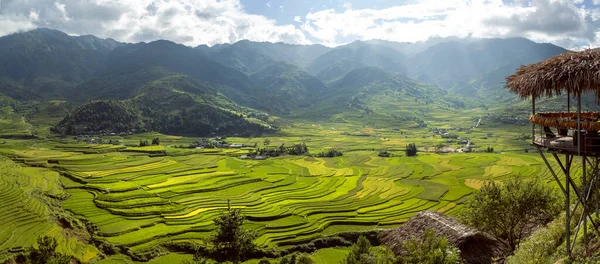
[405,143,417,157]
[21,236,74,264]
[396,230,461,264]
[251,143,309,157]
[139,139,150,147]
[210,209,258,264]
[378,150,391,157]
[53,100,144,135]
[461,175,561,251]
[259,259,272,264]
[343,235,377,264]
[506,214,565,264]
[151,137,160,145]
[316,149,343,158]
[279,253,314,264]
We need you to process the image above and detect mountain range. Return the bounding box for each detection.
[0,28,570,136]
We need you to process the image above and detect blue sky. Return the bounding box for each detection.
[1,0,600,49]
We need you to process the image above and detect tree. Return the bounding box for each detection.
[152,137,160,145]
[25,236,73,264]
[264,138,271,148]
[139,139,150,147]
[396,229,461,264]
[211,209,258,263]
[279,253,314,264]
[405,143,417,156]
[343,235,377,264]
[461,175,561,251]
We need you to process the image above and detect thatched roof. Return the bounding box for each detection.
[505,49,600,99]
[381,211,508,264]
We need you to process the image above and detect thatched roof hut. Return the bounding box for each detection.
[505,48,600,100]
[381,211,508,264]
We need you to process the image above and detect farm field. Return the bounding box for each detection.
[0,131,561,260]
[0,106,571,263]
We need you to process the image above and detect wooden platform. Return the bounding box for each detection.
[534,135,600,156]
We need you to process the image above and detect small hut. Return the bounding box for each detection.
[381,211,507,264]
[505,48,600,256]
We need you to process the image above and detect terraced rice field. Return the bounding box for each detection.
[4,143,558,255]
[0,156,99,262]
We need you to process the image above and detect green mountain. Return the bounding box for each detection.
[409,38,568,92]
[307,41,408,83]
[0,28,122,100]
[299,67,472,125]
[249,62,328,113]
[202,40,330,71]
[55,75,271,136]
[0,29,576,136]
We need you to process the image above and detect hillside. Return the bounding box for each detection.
[307,41,408,83]
[249,62,328,113]
[0,28,122,100]
[0,29,577,136]
[298,67,473,126]
[409,38,568,92]
[56,76,271,136]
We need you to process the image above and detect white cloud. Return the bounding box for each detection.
[1,0,600,49]
[301,0,599,49]
[0,0,310,46]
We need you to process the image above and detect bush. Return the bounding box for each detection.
[152,137,160,145]
[507,214,566,264]
[139,139,150,147]
[258,259,272,264]
[16,236,73,264]
[405,143,417,156]
[343,235,377,264]
[279,253,314,264]
[378,150,391,157]
[396,229,461,264]
[461,175,561,251]
[317,149,343,158]
[210,209,258,263]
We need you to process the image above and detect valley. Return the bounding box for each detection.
[0,28,581,263]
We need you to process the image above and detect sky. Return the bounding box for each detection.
[1,0,600,49]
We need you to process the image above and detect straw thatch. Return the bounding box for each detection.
[381,211,508,264]
[530,112,600,130]
[505,49,600,99]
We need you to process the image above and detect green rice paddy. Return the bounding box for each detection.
[0,108,570,263]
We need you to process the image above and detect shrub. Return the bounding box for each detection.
[258,259,272,264]
[152,137,160,145]
[507,214,566,264]
[279,253,314,264]
[343,235,377,264]
[317,149,343,158]
[378,150,391,157]
[461,175,561,251]
[405,143,417,156]
[18,236,73,264]
[210,209,258,263]
[396,229,461,264]
[139,139,150,147]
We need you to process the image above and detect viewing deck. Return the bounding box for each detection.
[531,112,600,156]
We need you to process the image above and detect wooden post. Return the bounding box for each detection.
[578,93,582,156]
[532,96,536,143]
[566,154,571,257]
